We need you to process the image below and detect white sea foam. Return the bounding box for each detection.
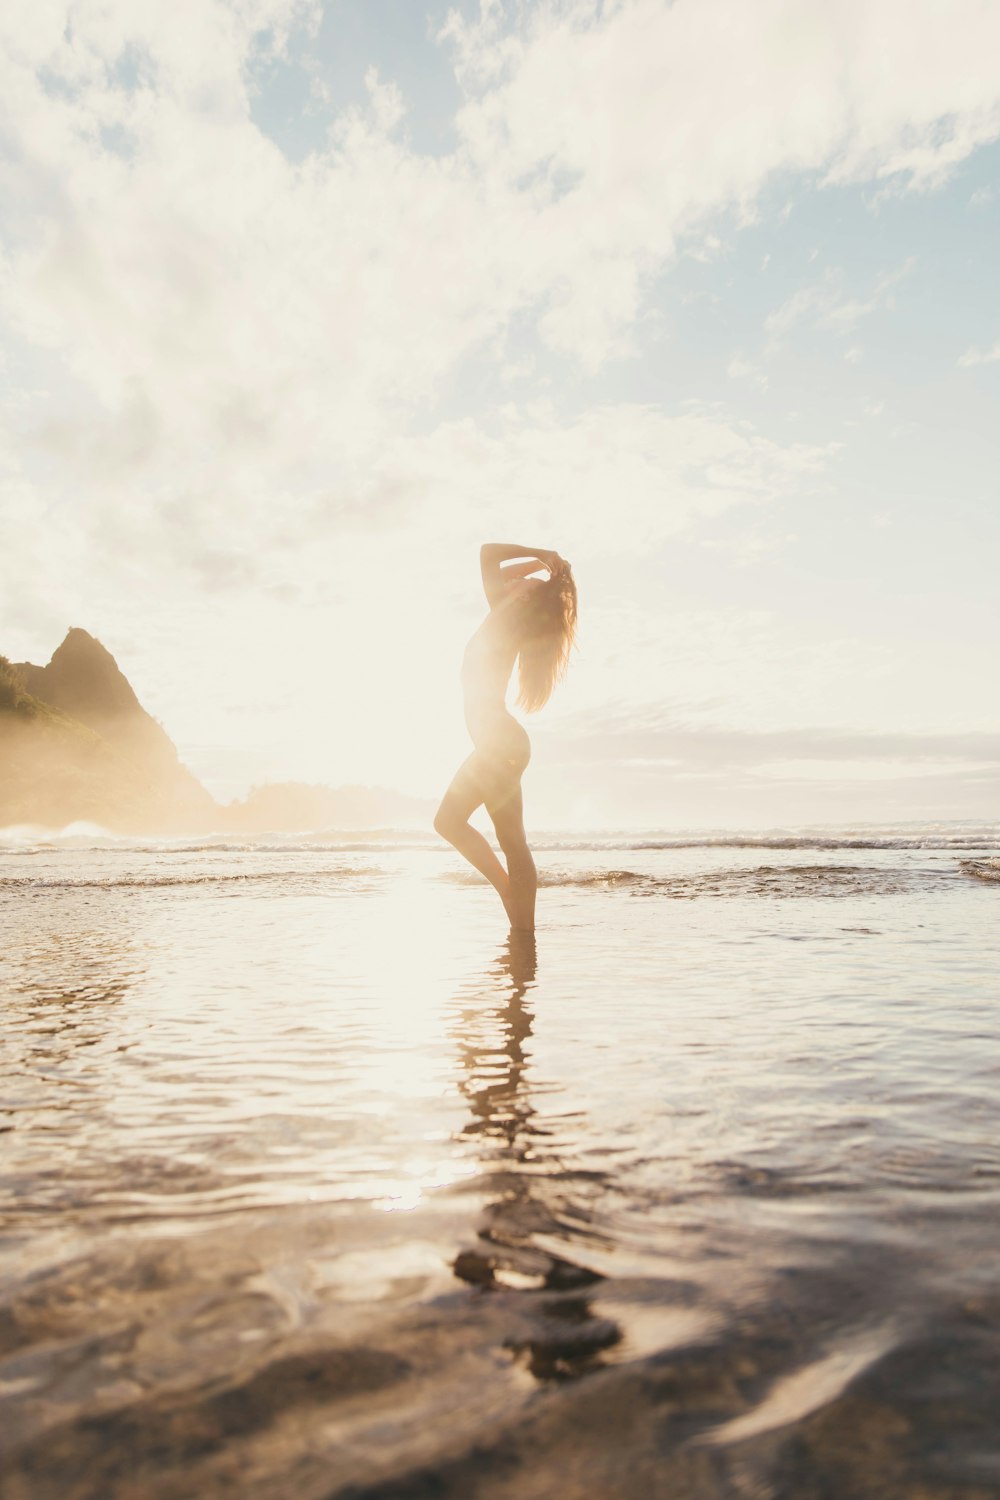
[2,820,997,856]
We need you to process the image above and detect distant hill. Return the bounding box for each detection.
[224,781,434,832]
[1,630,433,835]
[1,630,214,832]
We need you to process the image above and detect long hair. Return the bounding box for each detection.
[515,566,578,712]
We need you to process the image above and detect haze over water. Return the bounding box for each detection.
[2,824,998,1498]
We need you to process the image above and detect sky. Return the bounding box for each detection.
[1,0,998,829]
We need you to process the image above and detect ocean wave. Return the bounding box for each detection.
[443,864,961,899]
[0,821,140,849]
[0,830,439,856]
[6,864,969,899]
[0,867,383,892]
[621,835,999,851]
[3,823,997,856]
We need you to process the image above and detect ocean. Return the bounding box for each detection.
[1,822,999,1499]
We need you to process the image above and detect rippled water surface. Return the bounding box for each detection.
[2,826,999,1499]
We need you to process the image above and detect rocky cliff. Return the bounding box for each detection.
[2,629,432,834]
[1,630,215,831]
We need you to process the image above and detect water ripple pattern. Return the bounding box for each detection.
[1,826,999,1498]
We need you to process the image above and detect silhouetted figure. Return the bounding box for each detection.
[434,544,577,931]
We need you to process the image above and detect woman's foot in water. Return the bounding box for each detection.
[504,865,537,932]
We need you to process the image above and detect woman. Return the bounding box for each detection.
[434,543,578,932]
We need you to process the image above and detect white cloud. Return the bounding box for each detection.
[957,341,1000,367]
[443,0,1000,361]
[726,354,768,390]
[765,261,914,347]
[1,0,997,496]
[528,709,1000,825]
[753,756,1000,783]
[2,0,999,813]
[391,403,828,558]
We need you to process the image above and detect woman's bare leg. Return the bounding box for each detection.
[434,757,511,918]
[488,784,537,932]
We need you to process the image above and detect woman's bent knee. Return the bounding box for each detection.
[434,804,462,841]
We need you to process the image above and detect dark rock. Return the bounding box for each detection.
[1,631,214,832]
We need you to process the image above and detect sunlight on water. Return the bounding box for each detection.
[1,829,999,1497]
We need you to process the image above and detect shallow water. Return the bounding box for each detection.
[2,825,999,1499]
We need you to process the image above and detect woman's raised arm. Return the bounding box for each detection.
[480,543,563,607]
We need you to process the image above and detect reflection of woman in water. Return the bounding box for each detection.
[434,544,578,933]
[451,935,620,1381]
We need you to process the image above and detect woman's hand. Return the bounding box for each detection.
[480,543,569,605]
